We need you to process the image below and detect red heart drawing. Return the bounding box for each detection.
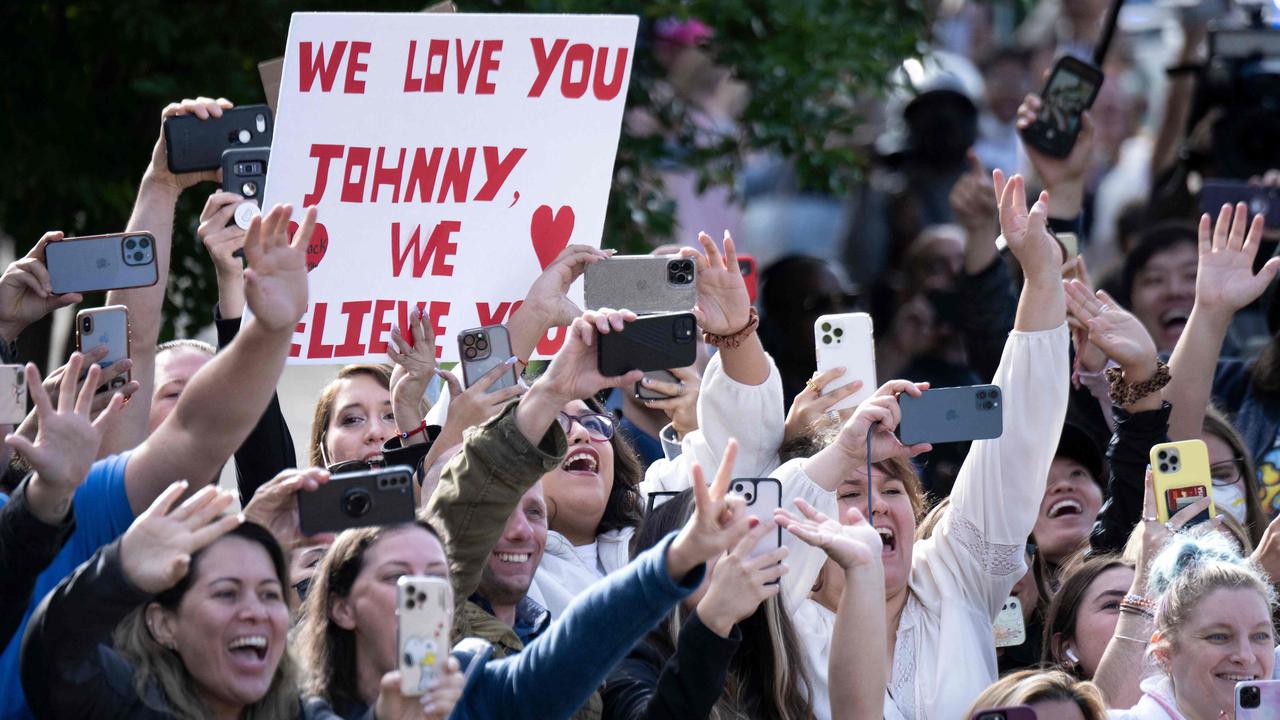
[288,220,329,272]
[530,205,574,270]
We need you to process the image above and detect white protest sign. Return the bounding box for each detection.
[264,12,637,363]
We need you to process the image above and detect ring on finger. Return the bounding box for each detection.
[805,379,821,393]
[1164,521,1174,531]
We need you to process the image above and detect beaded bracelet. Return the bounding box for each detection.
[1122,593,1157,612]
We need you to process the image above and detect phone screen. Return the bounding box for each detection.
[1040,66,1097,137]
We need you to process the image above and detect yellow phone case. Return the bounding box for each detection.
[1150,439,1216,524]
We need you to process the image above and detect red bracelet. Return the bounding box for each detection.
[399,418,430,441]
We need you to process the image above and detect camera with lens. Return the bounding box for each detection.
[667,258,695,286]
[342,488,373,518]
[461,330,491,361]
[122,235,153,267]
[673,315,695,344]
[1240,683,1261,709]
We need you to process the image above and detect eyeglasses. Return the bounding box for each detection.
[1210,458,1247,488]
[319,429,386,474]
[557,411,618,442]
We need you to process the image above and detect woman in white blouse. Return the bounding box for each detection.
[774,171,1070,720]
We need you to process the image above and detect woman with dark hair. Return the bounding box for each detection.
[1040,554,1135,679]
[1114,221,1198,356]
[20,483,301,718]
[602,489,811,720]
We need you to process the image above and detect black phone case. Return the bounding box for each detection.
[164,105,274,174]
[298,465,416,536]
[222,147,270,205]
[597,312,698,377]
[1020,57,1103,159]
[897,385,1003,445]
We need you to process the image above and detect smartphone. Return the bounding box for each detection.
[0,365,27,425]
[1237,679,1280,719]
[897,385,1003,445]
[598,312,698,377]
[584,256,697,314]
[738,255,758,305]
[1151,440,1217,526]
[994,597,1027,648]
[635,369,679,401]
[729,478,783,570]
[1020,56,1104,159]
[397,576,455,696]
[457,325,518,393]
[222,147,270,230]
[76,305,131,391]
[1200,180,1280,228]
[297,465,416,536]
[814,313,876,412]
[163,104,274,174]
[45,233,159,295]
[971,707,1037,720]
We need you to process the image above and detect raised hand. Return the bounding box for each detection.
[992,171,1063,282]
[833,380,932,465]
[389,307,439,383]
[243,468,333,548]
[39,345,139,415]
[784,368,864,444]
[0,232,83,342]
[375,659,465,720]
[120,482,243,594]
[147,97,234,191]
[6,356,126,523]
[949,152,999,245]
[243,204,314,332]
[197,191,248,276]
[775,498,882,570]
[1016,93,1095,192]
[439,365,525,438]
[1065,280,1158,378]
[667,441,751,579]
[1192,202,1279,321]
[520,244,612,329]
[535,309,645,405]
[637,366,701,438]
[1135,468,1212,576]
[695,520,788,637]
[682,231,751,336]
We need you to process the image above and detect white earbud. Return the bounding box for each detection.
[1065,647,1080,664]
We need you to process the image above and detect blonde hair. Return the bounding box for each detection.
[966,670,1107,720]
[1147,533,1276,652]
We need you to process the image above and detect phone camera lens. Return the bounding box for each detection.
[1242,685,1261,709]
[476,338,488,351]
[1158,450,1168,460]
[464,347,477,360]
[241,181,258,197]
[406,598,416,609]
[342,489,372,518]
[744,492,754,502]
[82,318,92,332]
[1160,463,1169,473]
[833,328,843,338]
[134,252,145,262]
[125,238,136,250]
[139,237,150,248]
[821,322,831,332]
[984,401,993,409]
[463,335,475,347]
[978,391,987,399]
[733,483,743,493]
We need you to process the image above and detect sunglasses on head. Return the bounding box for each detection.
[557,411,618,442]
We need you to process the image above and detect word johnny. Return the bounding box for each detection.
[263,12,638,364]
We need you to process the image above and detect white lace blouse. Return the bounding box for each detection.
[776,324,1070,720]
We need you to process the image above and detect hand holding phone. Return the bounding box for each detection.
[297,466,416,536]
[1019,57,1103,159]
[1151,440,1216,526]
[397,576,455,696]
[45,233,159,295]
[814,313,876,412]
[584,256,697,313]
[597,312,698,376]
[76,306,131,392]
[164,104,273,174]
[897,385,1003,445]
[0,231,84,339]
[457,326,518,394]
[221,147,270,231]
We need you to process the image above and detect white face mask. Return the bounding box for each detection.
[1212,482,1248,524]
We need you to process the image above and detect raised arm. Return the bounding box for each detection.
[1165,204,1278,440]
[107,97,234,454]
[507,244,611,363]
[122,204,313,513]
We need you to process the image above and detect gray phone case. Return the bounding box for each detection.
[584,256,697,314]
[46,233,159,295]
[897,385,1003,445]
[458,325,518,393]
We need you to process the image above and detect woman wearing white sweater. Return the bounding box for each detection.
[775,172,1070,720]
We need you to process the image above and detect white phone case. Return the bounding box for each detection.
[398,576,454,696]
[994,597,1027,648]
[814,313,876,412]
[0,365,27,424]
[730,478,783,563]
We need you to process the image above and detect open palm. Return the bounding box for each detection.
[992,171,1060,280]
[776,499,880,570]
[683,231,750,336]
[244,204,313,332]
[1064,280,1156,371]
[1195,203,1279,316]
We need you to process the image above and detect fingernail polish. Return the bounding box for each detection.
[748,517,760,528]
[505,356,518,366]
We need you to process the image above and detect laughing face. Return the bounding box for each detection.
[835,466,916,598]
[1163,587,1275,719]
[1129,242,1197,355]
[479,483,549,607]
[540,400,616,544]
[1033,458,1103,564]
[324,374,395,466]
[150,535,289,713]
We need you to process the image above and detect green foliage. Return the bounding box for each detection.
[0,0,925,344]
